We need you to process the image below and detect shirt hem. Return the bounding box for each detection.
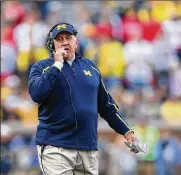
[36,141,98,150]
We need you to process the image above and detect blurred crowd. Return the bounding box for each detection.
[1,1,181,174]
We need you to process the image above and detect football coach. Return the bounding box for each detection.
[28,23,138,175]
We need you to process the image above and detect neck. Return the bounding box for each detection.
[64,54,75,61]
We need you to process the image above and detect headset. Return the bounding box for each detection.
[46,22,78,53]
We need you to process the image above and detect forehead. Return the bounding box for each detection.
[55,32,74,38]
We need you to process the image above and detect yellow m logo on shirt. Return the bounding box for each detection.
[83,70,92,76]
[57,24,67,30]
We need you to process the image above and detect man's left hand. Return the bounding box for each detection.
[125,131,139,153]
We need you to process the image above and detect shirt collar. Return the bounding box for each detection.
[68,54,75,62]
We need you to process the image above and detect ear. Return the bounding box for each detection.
[75,37,78,49]
[53,39,57,50]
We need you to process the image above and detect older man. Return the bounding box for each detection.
[28,23,137,175]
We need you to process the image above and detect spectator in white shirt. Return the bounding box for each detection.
[161,14,181,51]
[1,43,17,79]
[123,30,154,91]
[13,8,49,74]
[152,30,179,86]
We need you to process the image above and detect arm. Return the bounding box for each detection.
[28,63,62,103]
[28,47,66,103]
[98,76,134,136]
[90,61,138,153]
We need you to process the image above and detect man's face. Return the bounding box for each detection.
[53,32,78,60]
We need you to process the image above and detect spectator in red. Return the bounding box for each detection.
[1,25,15,47]
[96,22,113,39]
[137,9,161,42]
[3,1,26,28]
[121,8,143,43]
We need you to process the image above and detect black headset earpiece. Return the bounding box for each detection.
[46,23,60,53]
[46,23,78,53]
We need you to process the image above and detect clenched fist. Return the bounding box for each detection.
[53,48,67,63]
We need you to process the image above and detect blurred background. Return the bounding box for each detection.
[1,0,181,175]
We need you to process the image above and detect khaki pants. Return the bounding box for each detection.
[37,145,99,175]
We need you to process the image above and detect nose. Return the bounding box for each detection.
[61,39,68,46]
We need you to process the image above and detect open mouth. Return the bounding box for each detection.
[64,48,70,51]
